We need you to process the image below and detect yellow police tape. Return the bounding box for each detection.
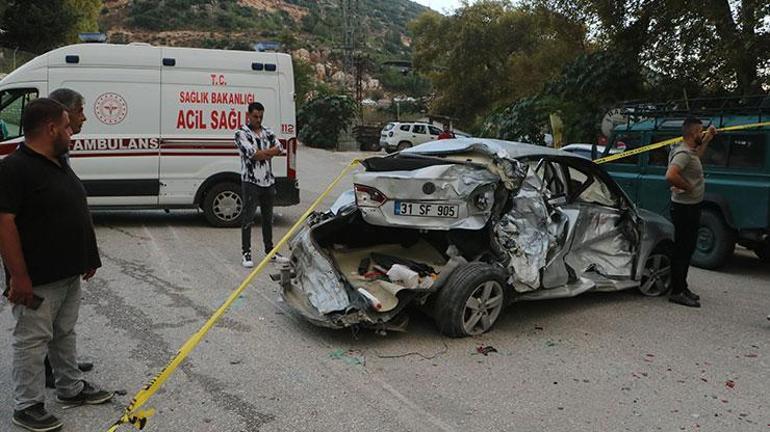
[594,121,770,164]
[106,159,361,431]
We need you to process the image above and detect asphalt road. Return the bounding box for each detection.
[1,145,768,432]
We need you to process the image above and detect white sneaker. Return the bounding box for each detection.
[242,251,254,268]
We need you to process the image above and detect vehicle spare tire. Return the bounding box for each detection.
[433,262,509,338]
[691,210,735,270]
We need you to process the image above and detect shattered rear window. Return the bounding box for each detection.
[569,167,618,207]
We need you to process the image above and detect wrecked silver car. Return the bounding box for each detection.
[278,138,674,337]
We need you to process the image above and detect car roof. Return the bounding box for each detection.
[402,137,584,161]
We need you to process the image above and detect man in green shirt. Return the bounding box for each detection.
[665,116,717,308]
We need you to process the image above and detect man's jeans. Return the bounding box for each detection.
[12,276,84,411]
[670,202,702,296]
[241,182,276,254]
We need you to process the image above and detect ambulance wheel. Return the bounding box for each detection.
[203,182,243,228]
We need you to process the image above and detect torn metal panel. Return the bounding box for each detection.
[355,163,500,230]
[563,207,635,279]
[281,220,447,328]
[330,190,356,216]
[285,226,350,314]
[634,208,674,280]
[493,166,568,292]
[400,142,527,192]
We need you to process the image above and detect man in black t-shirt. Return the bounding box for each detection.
[0,98,112,432]
[42,88,96,389]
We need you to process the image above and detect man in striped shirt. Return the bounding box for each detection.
[234,102,286,267]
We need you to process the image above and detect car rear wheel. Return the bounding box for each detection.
[203,182,242,228]
[396,141,412,151]
[691,210,735,269]
[433,263,508,338]
[639,247,671,296]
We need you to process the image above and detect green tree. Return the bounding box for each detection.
[297,95,358,149]
[378,68,432,97]
[293,59,317,106]
[536,0,770,95]
[483,51,646,143]
[410,1,587,128]
[0,0,76,53]
[63,0,101,44]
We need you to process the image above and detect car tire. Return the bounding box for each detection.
[202,182,243,228]
[638,245,672,296]
[754,243,770,262]
[433,262,509,338]
[396,141,412,151]
[691,209,735,270]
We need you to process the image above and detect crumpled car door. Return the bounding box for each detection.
[560,164,640,281]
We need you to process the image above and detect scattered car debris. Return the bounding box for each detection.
[475,345,498,356]
[374,341,449,360]
[329,349,366,366]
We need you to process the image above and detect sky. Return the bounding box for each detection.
[412,0,465,14]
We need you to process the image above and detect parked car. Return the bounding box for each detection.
[601,114,770,268]
[278,138,675,337]
[379,121,444,153]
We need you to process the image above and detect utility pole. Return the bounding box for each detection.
[341,0,364,123]
[341,0,359,76]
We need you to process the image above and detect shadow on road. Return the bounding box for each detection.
[712,248,769,277]
[91,210,291,228]
[290,288,653,350]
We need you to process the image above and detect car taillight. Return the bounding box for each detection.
[471,187,495,211]
[354,184,387,207]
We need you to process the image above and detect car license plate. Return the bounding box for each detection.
[394,201,459,218]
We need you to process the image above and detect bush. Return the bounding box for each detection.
[480,51,647,143]
[297,95,358,149]
[480,96,551,144]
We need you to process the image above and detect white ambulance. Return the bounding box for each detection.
[0,43,299,227]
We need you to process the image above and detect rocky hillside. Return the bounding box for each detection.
[100,0,426,60]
